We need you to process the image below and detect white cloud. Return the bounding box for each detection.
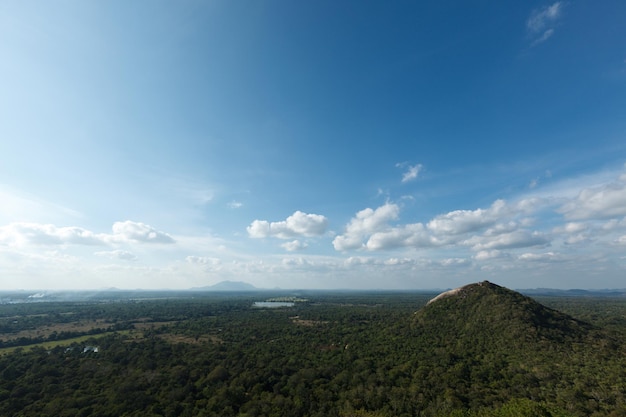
[483,221,521,237]
[228,201,243,209]
[247,220,271,238]
[0,220,175,247]
[365,223,439,250]
[601,218,626,232]
[332,203,399,251]
[559,178,626,220]
[344,256,376,266]
[532,29,555,45]
[247,211,329,239]
[110,221,175,244]
[474,250,505,261]
[399,163,423,183]
[518,252,561,262]
[439,258,471,267]
[526,2,563,46]
[333,198,545,252]
[0,222,104,246]
[527,2,562,32]
[281,240,308,251]
[383,257,415,266]
[552,222,590,245]
[466,230,549,251]
[95,250,137,261]
[563,222,587,233]
[281,257,314,269]
[527,2,562,45]
[564,234,589,245]
[186,256,221,265]
[427,200,507,235]
[514,197,548,214]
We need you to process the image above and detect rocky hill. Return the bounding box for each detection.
[413,281,595,351]
[409,281,624,414]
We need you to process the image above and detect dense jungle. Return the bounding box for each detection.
[1,283,625,417]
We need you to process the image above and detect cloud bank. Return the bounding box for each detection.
[2,166,626,290]
[0,221,175,246]
[332,167,626,265]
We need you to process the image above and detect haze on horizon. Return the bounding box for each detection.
[1,1,626,291]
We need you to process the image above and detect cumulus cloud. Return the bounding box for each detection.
[332,203,399,251]
[333,199,543,252]
[281,240,308,251]
[559,178,626,220]
[247,211,328,239]
[0,222,105,246]
[365,223,441,250]
[527,2,563,46]
[111,221,175,244]
[427,200,507,235]
[95,250,137,261]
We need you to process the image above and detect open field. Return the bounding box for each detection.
[0,330,131,355]
[0,318,112,342]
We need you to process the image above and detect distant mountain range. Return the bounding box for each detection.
[2,281,625,304]
[519,287,626,297]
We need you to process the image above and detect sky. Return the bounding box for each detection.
[1,1,626,290]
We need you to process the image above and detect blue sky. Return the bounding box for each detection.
[1,1,625,290]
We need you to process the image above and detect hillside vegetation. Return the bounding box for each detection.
[411,281,625,415]
[0,284,625,416]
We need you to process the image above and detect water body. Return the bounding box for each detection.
[252,301,295,308]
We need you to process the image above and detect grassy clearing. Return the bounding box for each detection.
[0,319,111,343]
[0,330,132,355]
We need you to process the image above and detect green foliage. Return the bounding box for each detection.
[0,287,624,416]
